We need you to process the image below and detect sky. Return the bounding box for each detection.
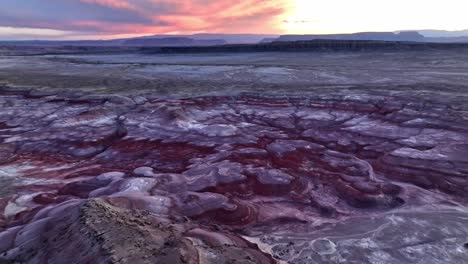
[0,0,468,40]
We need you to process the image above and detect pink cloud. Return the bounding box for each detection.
[79,0,136,10]
[74,0,289,35]
[151,0,290,34]
[0,0,291,36]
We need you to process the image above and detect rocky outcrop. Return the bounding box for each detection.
[0,199,274,263]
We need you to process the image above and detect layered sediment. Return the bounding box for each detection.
[0,87,467,263]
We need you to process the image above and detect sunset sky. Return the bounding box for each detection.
[1,0,467,40]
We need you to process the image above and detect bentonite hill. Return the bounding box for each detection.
[0,43,467,264]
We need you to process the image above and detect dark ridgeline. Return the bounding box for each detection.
[2,31,468,48]
[3,39,468,56]
[0,37,227,47]
[142,39,468,53]
[122,37,227,47]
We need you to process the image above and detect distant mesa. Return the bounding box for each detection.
[0,34,277,47]
[275,31,425,42]
[273,31,468,43]
[1,31,468,48]
[415,29,468,38]
[259,38,277,44]
[424,36,468,43]
[147,33,278,44]
[123,37,227,47]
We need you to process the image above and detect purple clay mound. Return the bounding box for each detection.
[0,88,467,263]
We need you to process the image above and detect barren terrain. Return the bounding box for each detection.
[0,48,467,263]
